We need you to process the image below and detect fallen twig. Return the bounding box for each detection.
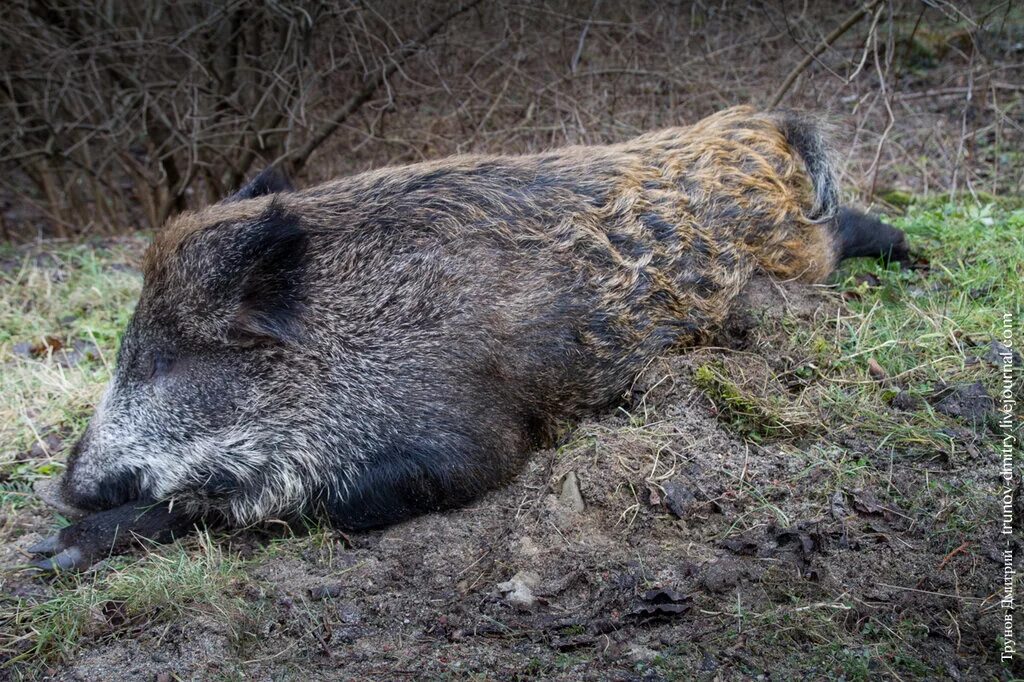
[938,541,970,570]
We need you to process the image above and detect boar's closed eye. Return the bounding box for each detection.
[149,354,174,380]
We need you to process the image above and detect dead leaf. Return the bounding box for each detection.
[720,537,760,555]
[841,290,862,302]
[866,357,887,382]
[29,335,64,357]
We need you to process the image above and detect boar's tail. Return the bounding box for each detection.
[771,110,839,223]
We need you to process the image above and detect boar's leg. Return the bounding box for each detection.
[28,499,196,572]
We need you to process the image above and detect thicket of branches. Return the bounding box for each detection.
[0,0,483,237]
[1,1,1020,240]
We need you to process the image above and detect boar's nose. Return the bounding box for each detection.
[60,468,140,513]
[59,434,140,512]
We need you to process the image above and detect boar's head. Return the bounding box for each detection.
[59,169,336,524]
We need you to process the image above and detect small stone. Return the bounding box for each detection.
[829,491,848,520]
[890,390,923,411]
[27,432,65,459]
[496,571,540,609]
[517,535,539,557]
[661,480,697,518]
[559,471,585,512]
[335,602,361,624]
[627,645,660,662]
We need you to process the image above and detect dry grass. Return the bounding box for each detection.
[0,240,146,511]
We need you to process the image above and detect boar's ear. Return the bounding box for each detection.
[225,167,294,203]
[224,204,309,346]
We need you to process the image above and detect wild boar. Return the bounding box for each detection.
[31,106,908,570]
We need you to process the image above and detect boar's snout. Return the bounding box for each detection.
[59,432,140,513]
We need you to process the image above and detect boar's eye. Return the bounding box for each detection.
[148,354,174,381]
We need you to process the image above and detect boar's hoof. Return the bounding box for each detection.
[30,545,88,573]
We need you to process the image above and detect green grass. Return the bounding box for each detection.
[695,200,1022,458]
[804,200,1022,674]
[681,200,1022,677]
[0,239,145,510]
[826,201,1022,451]
[1,530,244,671]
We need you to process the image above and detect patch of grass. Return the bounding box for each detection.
[676,201,1020,678]
[692,361,811,442]
[0,530,244,671]
[0,239,146,515]
[752,200,1022,674]
[708,603,947,681]
[877,188,914,210]
[822,201,1023,455]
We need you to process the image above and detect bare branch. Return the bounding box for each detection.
[767,0,885,110]
[284,0,485,175]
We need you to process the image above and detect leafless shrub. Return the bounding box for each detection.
[1,1,1020,241]
[0,0,481,237]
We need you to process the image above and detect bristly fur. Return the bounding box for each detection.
[61,106,905,529]
[769,109,839,222]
